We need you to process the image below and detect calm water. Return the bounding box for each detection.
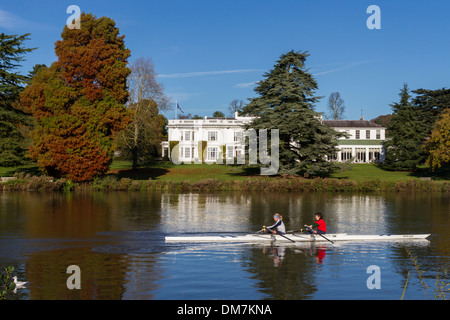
[0,191,449,300]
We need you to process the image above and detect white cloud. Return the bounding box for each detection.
[159,69,263,79]
[235,81,258,88]
[0,9,21,29]
[312,60,370,76]
[0,8,52,31]
[233,61,371,88]
[165,91,202,103]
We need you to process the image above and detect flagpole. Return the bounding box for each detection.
[175,101,177,119]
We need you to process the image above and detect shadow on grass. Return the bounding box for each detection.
[108,162,265,181]
[1,165,42,177]
[409,166,450,181]
[108,167,170,180]
[224,165,263,177]
[373,163,450,181]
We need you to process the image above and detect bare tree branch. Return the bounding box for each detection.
[326,92,345,120]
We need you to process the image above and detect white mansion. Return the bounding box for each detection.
[161,113,386,164]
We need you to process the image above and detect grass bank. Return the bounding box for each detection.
[1,162,449,192]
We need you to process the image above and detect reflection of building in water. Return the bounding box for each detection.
[326,194,388,234]
[160,193,252,233]
[160,193,389,235]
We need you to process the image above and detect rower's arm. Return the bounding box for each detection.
[267,220,281,230]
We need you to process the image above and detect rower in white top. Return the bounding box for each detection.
[263,213,286,235]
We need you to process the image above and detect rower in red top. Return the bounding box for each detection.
[304,212,327,235]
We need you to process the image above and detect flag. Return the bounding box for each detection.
[176,102,184,114]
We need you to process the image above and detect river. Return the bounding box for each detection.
[0,191,448,300]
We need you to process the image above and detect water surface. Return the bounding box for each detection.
[0,191,448,300]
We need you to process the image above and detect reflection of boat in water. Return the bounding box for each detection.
[165,233,431,243]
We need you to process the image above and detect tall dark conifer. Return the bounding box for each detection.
[242,50,342,177]
[413,88,450,136]
[384,84,426,170]
[0,33,34,166]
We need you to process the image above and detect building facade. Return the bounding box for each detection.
[162,114,386,164]
[323,119,386,163]
[161,113,254,163]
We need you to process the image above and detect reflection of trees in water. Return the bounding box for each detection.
[2,192,164,299]
[243,243,327,300]
[25,248,130,299]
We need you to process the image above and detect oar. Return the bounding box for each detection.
[264,227,296,243]
[277,232,296,243]
[304,226,334,244]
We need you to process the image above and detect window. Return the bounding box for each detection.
[208,131,217,142]
[376,130,381,140]
[366,130,370,139]
[345,130,350,139]
[356,130,360,140]
[184,131,191,141]
[207,147,217,161]
[341,148,352,161]
[185,147,190,159]
[234,132,243,142]
[227,146,234,158]
[369,148,381,162]
[356,148,366,163]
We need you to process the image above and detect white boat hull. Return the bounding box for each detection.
[165,233,430,243]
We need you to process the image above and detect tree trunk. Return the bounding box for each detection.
[132,122,139,171]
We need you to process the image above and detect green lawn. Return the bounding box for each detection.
[330,164,445,182]
[108,161,259,182]
[2,161,448,183]
[0,164,41,177]
[110,161,449,182]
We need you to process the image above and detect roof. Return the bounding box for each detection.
[337,140,384,146]
[324,120,384,128]
[204,117,236,120]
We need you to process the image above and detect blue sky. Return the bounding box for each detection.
[1,0,449,121]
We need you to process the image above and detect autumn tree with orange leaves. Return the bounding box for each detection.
[21,13,131,182]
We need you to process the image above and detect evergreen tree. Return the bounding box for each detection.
[383,84,427,171]
[0,33,34,166]
[242,50,342,177]
[212,111,225,118]
[27,64,47,81]
[20,13,131,182]
[413,88,450,142]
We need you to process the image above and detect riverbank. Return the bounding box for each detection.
[1,162,449,192]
